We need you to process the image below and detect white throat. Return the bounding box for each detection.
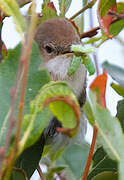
[44,55,86,97]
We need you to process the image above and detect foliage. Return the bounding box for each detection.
[0,0,123,180]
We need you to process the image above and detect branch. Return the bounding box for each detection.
[82,125,98,180]
[69,0,97,20]
[80,12,124,40]
[80,26,100,39]
[37,165,46,180]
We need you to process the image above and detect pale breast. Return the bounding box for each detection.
[44,54,87,98]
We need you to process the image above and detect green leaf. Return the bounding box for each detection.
[98,0,116,18]
[0,0,26,39]
[0,46,20,147]
[20,81,80,149]
[50,101,76,129]
[97,0,117,38]
[102,61,124,87]
[83,37,101,45]
[20,107,51,150]
[100,2,124,40]
[116,99,124,132]
[34,81,79,128]
[0,42,50,147]
[90,91,124,161]
[17,80,81,178]
[87,147,117,180]
[56,142,90,180]
[109,2,124,37]
[109,19,124,37]
[111,83,124,97]
[89,91,124,180]
[59,0,72,16]
[83,99,95,126]
[15,134,45,178]
[92,171,118,180]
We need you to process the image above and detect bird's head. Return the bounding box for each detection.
[34,18,86,104]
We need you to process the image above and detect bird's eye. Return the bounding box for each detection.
[44,45,54,54]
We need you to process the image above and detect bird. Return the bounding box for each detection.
[15,17,87,178]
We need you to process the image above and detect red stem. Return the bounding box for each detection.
[82,125,98,180]
[37,165,46,180]
[0,2,37,179]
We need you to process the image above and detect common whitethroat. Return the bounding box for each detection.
[34,17,87,146]
[15,18,87,178]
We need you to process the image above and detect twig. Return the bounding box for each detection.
[1,1,38,179]
[37,164,46,180]
[14,0,37,153]
[69,0,97,20]
[80,12,124,40]
[82,125,98,180]
[80,26,100,39]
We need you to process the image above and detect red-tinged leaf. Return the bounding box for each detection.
[99,2,124,43]
[40,2,58,22]
[90,72,107,108]
[97,0,117,38]
[47,2,57,12]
